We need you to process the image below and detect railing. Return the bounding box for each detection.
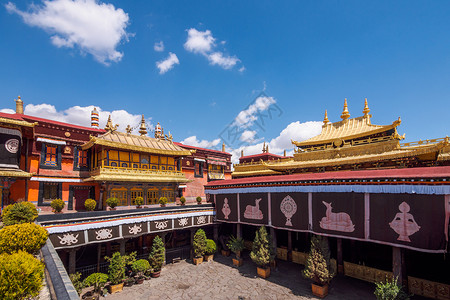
[91,165,184,177]
[401,137,448,147]
[41,240,79,300]
[75,262,109,280]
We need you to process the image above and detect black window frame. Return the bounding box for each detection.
[73,146,90,171]
[194,161,204,178]
[38,182,62,206]
[40,143,62,170]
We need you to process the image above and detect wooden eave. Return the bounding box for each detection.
[0,169,33,178]
[83,173,190,183]
[0,117,37,128]
[293,117,400,147]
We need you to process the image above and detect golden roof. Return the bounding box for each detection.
[81,130,192,156]
[293,116,401,147]
[84,167,190,183]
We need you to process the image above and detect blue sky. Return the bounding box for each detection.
[1,1,449,161]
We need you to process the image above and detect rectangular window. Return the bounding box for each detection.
[194,161,203,177]
[130,189,143,205]
[44,145,57,166]
[77,149,88,168]
[42,183,58,204]
[147,189,159,205]
[110,189,127,206]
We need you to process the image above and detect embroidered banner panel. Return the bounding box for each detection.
[239,193,269,225]
[216,194,239,222]
[271,192,308,231]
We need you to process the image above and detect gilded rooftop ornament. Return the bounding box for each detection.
[104,115,119,132]
[139,114,147,136]
[363,98,370,117]
[125,125,132,134]
[323,109,329,125]
[340,98,350,120]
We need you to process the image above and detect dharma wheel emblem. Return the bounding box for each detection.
[389,201,421,242]
[280,195,297,226]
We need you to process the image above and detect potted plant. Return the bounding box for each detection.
[149,235,165,278]
[250,226,271,278]
[374,276,410,300]
[82,273,108,300]
[204,239,216,262]
[192,229,207,265]
[303,235,335,298]
[84,198,97,211]
[106,197,119,211]
[105,252,126,294]
[131,259,150,284]
[196,196,202,205]
[227,235,245,267]
[50,198,65,213]
[159,197,167,207]
[134,196,144,208]
[69,272,83,296]
[179,196,186,206]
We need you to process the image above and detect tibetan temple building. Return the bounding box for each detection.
[206,99,450,299]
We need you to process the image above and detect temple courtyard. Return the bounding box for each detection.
[103,255,396,300]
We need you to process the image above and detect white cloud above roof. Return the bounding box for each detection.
[156,52,180,74]
[5,0,131,65]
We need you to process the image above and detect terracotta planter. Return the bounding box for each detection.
[204,254,214,262]
[151,270,161,278]
[82,291,99,300]
[221,249,231,257]
[232,257,243,267]
[180,203,186,206]
[311,283,328,298]
[135,277,144,284]
[257,266,271,279]
[108,282,124,294]
[160,204,166,207]
[193,256,203,265]
[53,210,63,214]
[108,207,117,211]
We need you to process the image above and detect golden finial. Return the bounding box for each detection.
[283,149,286,156]
[138,114,147,136]
[104,115,119,132]
[340,98,350,120]
[363,98,370,116]
[323,109,329,125]
[15,95,23,114]
[222,142,226,152]
[125,125,132,134]
[266,144,269,153]
[241,149,244,157]
[262,142,266,153]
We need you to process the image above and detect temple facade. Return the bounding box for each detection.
[206,100,450,300]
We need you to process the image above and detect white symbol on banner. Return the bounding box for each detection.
[128,224,142,235]
[5,139,19,154]
[222,198,231,219]
[197,216,207,224]
[244,198,263,220]
[389,201,421,242]
[178,218,189,227]
[320,201,355,232]
[280,195,297,226]
[95,228,113,240]
[58,233,79,245]
[155,221,169,230]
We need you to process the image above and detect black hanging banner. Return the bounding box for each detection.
[312,192,365,239]
[216,194,239,222]
[0,127,22,168]
[239,193,269,225]
[271,192,309,231]
[370,193,446,251]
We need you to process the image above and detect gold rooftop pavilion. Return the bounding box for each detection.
[233,99,450,178]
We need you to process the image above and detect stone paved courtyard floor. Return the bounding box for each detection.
[102,255,379,300]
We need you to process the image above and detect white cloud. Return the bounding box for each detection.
[229,121,323,164]
[0,108,15,114]
[184,27,242,70]
[180,136,221,148]
[154,41,164,52]
[233,96,276,128]
[239,66,246,73]
[5,0,130,65]
[3,103,153,134]
[239,130,258,143]
[208,52,240,69]
[156,52,179,74]
[184,28,215,54]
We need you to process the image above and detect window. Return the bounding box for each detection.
[110,188,127,206]
[39,182,61,206]
[147,189,159,205]
[40,144,61,169]
[194,161,204,177]
[130,189,143,205]
[74,148,89,170]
